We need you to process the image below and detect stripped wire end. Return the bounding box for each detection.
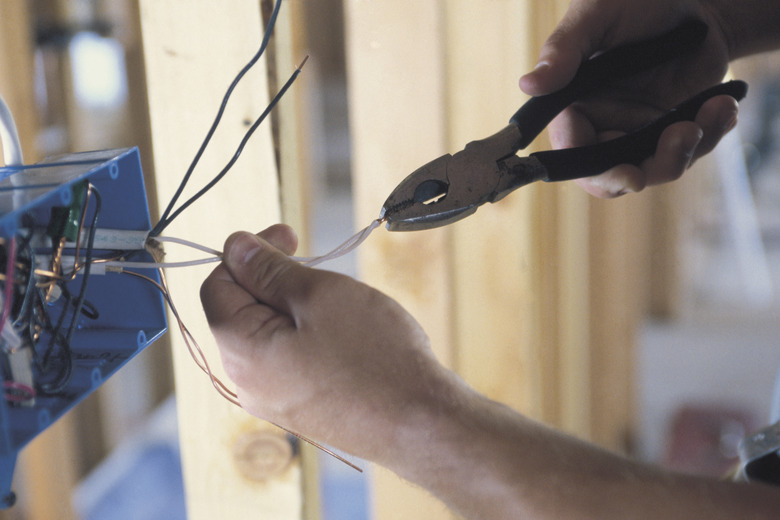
[297,55,310,71]
[144,238,166,264]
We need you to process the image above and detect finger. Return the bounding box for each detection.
[201,232,304,386]
[257,223,299,256]
[201,224,299,332]
[519,20,593,96]
[519,0,627,96]
[574,164,645,198]
[643,121,704,187]
[691,95,739,160]
[220,231,315,318]
[548,107,597,150]
[574,121,705,198]
[200,254,289,344]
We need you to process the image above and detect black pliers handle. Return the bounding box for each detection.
[381,20,748,232]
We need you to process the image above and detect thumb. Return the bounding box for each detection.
[222,231,312,317]
[519,33,587,96]
[519,10,602,97]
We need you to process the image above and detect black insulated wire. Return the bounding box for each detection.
[153,58,306,234]
[149,0,284,237]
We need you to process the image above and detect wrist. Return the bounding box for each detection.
[381,374,531,518]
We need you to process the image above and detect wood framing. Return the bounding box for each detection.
[346,0,647,517]
[140,1,306,518]
[345,3,455,518]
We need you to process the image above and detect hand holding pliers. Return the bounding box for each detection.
[381,20,747,231]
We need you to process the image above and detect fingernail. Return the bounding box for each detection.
[587,176,634,197]
[533,60,550,72]
[227,233,262,265]
[724,112,738,133]
[684,128,704,168]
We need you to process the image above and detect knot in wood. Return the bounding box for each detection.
[232,430,294,481]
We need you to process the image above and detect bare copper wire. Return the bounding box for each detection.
[121,268,362,472]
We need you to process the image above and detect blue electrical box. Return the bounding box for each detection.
[0,147,167,506]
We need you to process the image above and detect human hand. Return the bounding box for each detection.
[199,224,456,463]
[201,228,780,520]
[519,0,738,197]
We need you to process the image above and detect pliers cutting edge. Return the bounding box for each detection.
[381,20,748,231]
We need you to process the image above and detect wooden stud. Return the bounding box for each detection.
[140,1,304,518]
[344,2,457,518]
[346,0,644,516]
[444,1,539,416]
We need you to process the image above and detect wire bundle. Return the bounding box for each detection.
[0,183,103,400]
[149,0,303,238]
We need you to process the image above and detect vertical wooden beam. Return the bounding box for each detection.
[264,3,323,517]
[270,0,308,233]
[588,192,653,452]
[0,1,37,162]
[526,0,597,440]
[646,185,684,318]
[347,0,651,516]
[140,1,304,518]
[444,0,549,418]
[344,2,456,519]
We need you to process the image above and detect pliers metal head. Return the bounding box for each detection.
[381,125,546,231]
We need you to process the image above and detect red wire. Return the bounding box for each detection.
[3,380,35,402]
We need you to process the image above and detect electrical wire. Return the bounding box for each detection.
[150,55,308,236]
[35,184,101,395]
[129,218,383,272]
[104,258,221,270]
[0,94,23,167]
[152,236,221,257]
[292,219,384,267]
[0,0,358,469]
[121,268,239,403]
[0,237,16,341]
[3,381,34,403]
[65,185,100,345]
[120,266,361,472]
[149,0,284,237]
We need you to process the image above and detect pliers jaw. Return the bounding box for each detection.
[382,125,545,231]
[380,153,477,232]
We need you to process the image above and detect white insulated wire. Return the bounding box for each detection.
[292,219,382,267]
[104,257,222,270]
[150,219,382,270]
[153,235,222,257]
[76,220,384,272]
[0,94,23,167]
[0,293,21,352]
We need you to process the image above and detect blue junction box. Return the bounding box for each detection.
[0,147,168,506]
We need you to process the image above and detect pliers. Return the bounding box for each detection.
[381,19,748,231]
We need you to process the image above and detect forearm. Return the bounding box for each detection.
[710,0,780,59]
[382,377,780,519]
